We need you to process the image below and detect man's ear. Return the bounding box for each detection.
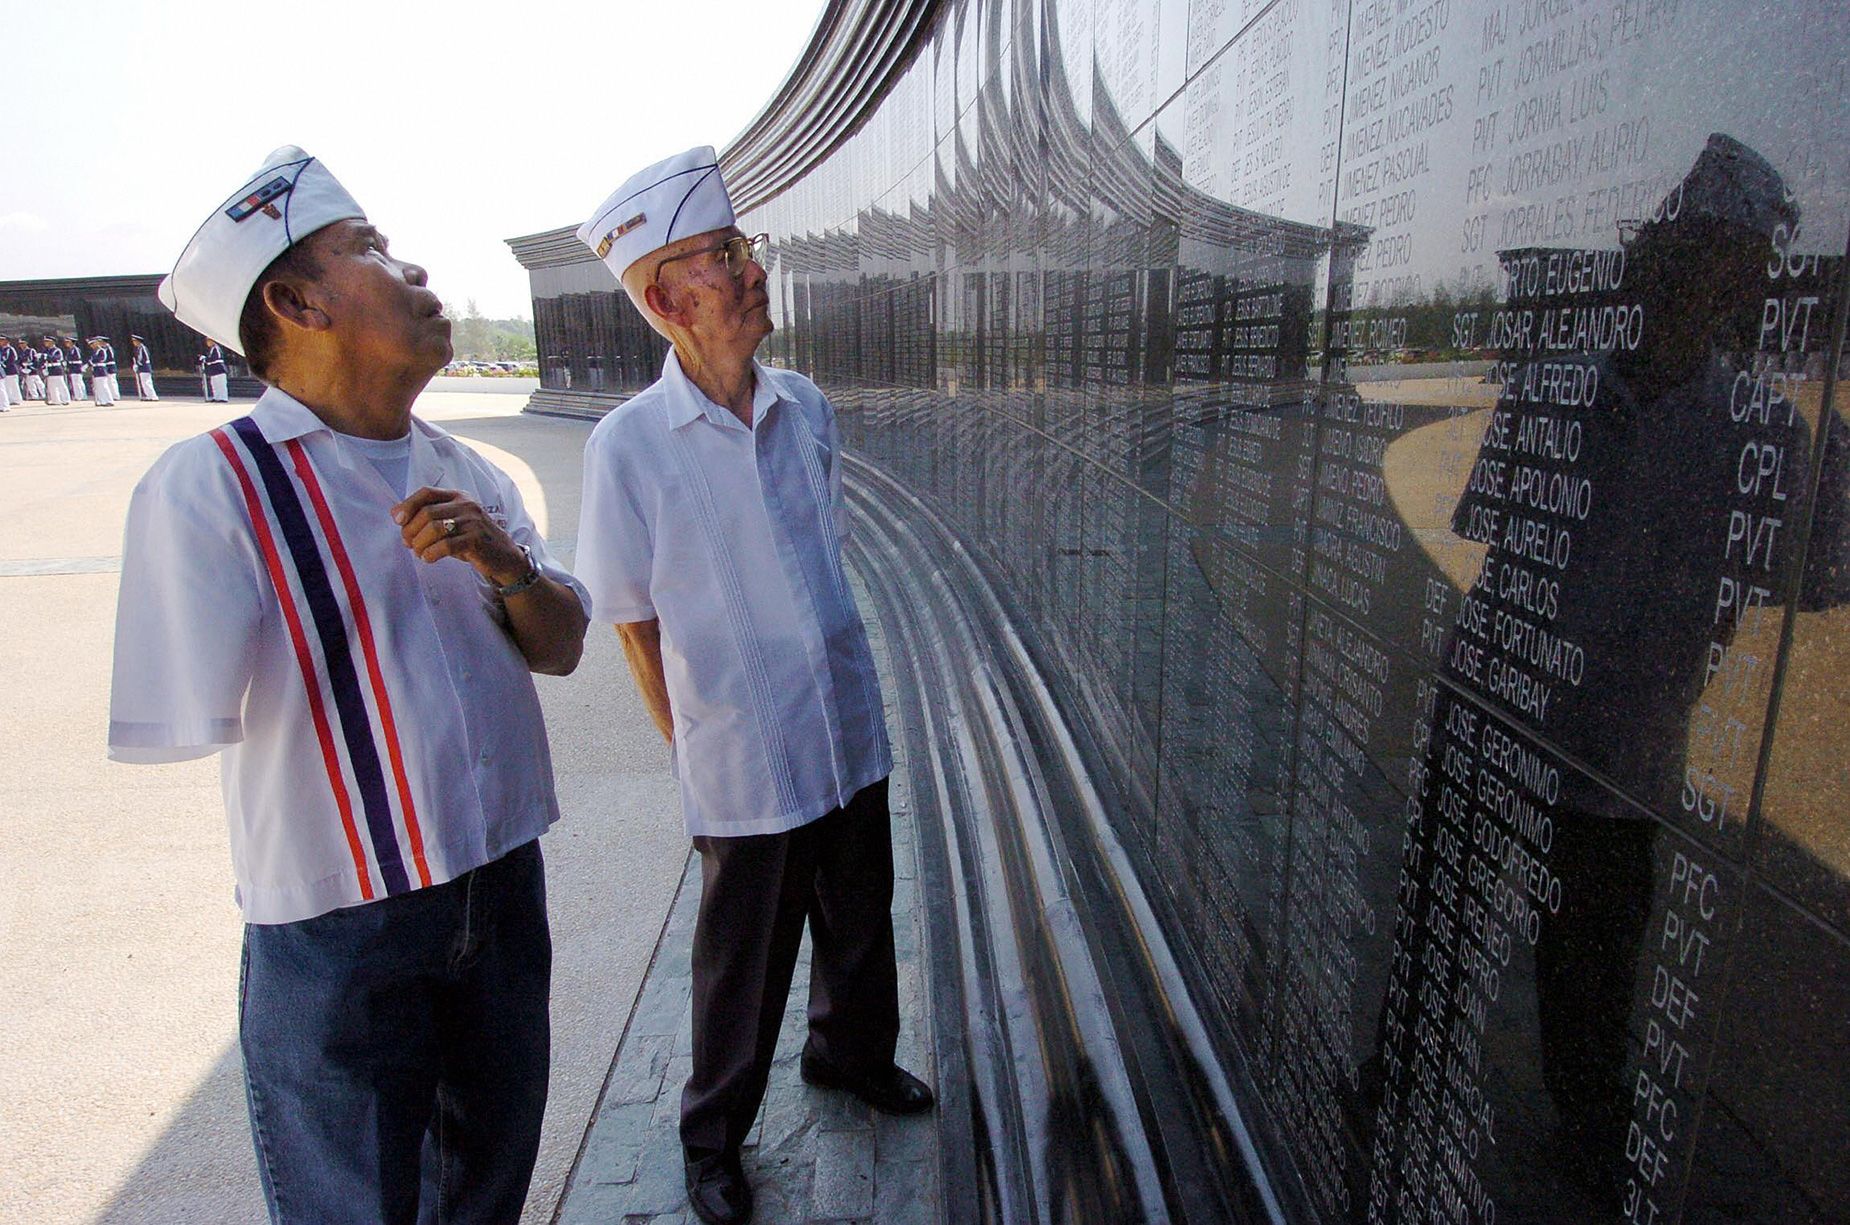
[643,280,687,329]
[260,278,331,333]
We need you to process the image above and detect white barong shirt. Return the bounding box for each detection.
[108,388,588,923]
[576,351,890,838]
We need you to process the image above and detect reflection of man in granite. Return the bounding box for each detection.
[1459,137,1813,805]
[1378,135,1834,1207]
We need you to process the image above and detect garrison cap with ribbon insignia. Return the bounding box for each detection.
[576,145,736,279]
[158,145,366,355]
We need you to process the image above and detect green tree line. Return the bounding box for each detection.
[449,300,537,362]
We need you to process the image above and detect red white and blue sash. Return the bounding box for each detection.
[210,416,433,900]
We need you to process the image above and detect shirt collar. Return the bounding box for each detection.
[247,386,450,486]
[248,386,328,443]
[661,347,781,432]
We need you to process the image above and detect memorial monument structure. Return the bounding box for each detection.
[513,1,1849,1220]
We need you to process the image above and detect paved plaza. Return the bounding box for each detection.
[0,390,934,1223]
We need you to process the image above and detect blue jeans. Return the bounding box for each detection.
[239,839,551,1224]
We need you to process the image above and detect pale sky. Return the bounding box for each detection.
[0,0,825,318]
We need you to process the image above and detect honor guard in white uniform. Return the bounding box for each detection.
[42,338,69,404]
[574,148,933,1225]
[130,334,157,399]
[87,338,116,405]
[102,335,120,399]
[110,145,591,1222]
[0,337,15,409]
[64,338,87,399]
[23,342,44,400]
[201,338,230,401]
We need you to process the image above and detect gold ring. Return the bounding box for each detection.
[442,518,458,537]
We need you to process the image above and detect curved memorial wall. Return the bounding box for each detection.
[521,0,1849,1219]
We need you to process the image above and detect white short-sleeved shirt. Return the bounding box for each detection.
[108,388,589,924]
[577,351,890,838]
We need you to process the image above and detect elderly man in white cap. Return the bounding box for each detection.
[574,147,932,1225]
[107,145,590,1223]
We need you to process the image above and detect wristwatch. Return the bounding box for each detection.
[495,545,543,598]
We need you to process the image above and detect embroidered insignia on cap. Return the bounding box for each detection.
[226,175,294,223]
[597,211,649,258]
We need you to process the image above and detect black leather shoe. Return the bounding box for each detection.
[801,1042,936,1114]
[684,1150,753,1225]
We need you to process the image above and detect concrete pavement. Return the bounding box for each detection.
[0,390,688,1223]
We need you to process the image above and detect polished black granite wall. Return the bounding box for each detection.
[0,275,227,380]
[536,0,1850,1218]
[525,258,669,395]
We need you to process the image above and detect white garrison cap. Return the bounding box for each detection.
[158,145,366,355]
[576,146,736,278]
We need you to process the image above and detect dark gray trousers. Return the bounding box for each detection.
[680,778,900,1158]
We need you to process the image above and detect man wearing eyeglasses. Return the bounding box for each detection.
[574,147,932,1225]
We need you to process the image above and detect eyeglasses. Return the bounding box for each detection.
[653,232,770,286]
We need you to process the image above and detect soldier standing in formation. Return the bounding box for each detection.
[131,334,157,400]
[11,338,31,401]
[28,338,48,401]
[0,336,15,410]
[88,338,116,405]
[201,337,229,401]
[103,335,120,400]
[64,336,87,400]
[42,337,69,405]
[23,339,44,400]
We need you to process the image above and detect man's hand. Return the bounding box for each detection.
[392,485,590,676]
[393,486,530,588]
